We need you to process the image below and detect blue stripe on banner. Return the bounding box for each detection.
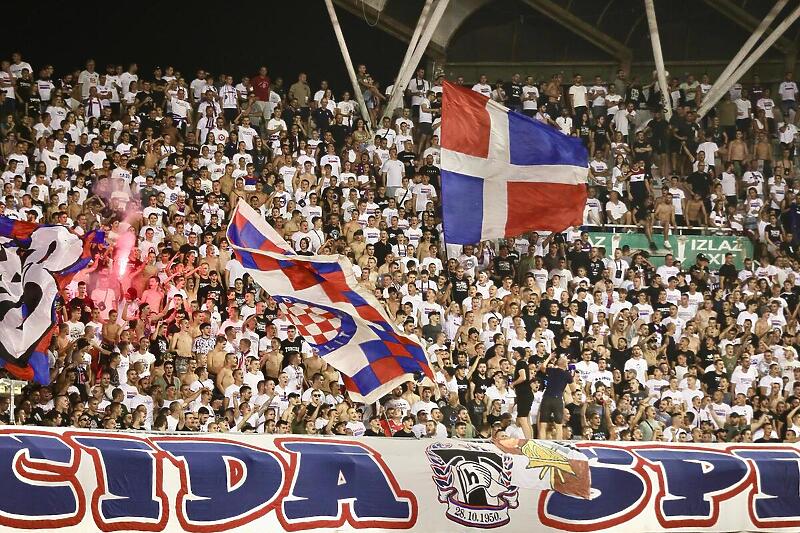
[230,220,267,249]
[507,110,588,167]
[311,261,342,274]
[0,217,18,238]
[341,290,368,308]
[237,251,260,269]
[441,170,483,245]
[361,340,392,363]
[396,356,424,374]
[29,351,50,385]
[351,364,380,395]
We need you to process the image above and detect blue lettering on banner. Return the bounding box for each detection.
[0,434,80,527]
[154,439,284,531]
[0,430,797,532]
[732,448,800,528]
[70,435,167,531]
[637,448,749,526]
[539,445,649,530]
[277,440,416,530]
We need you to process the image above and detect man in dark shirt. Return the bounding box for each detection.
[397,140,417,178]
[703,360,726,393]
[506,73,524,111]
[512,353,535,438]
[718,253,738,290]
[393,416,417,438]
[492,245,515,285]
[418,155,441,188]
[364,416,386,437]
[69,281,95,323]
[537,353,574,440]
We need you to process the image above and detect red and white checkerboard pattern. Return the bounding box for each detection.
[279,301,342,345]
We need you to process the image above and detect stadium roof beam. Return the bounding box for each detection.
[332,0,447,59]
[520,0,633,71]
[701,0,796,54]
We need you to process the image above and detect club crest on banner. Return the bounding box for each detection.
[273,295,357,355]
[426,442,518,529]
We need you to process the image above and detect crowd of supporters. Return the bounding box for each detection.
[0,51,799,444]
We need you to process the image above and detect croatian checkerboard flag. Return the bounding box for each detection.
[227,201,436,403]
[441,81,588,244]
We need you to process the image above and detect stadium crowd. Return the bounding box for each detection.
[0,52,800,445]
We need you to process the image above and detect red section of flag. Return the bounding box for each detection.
[441,81,491,158]
[505,182,587,235]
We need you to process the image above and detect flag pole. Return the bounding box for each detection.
[644,0,672,120]
[391,0,450,120]
[696,0,787,118]
[383,0,435,122]
[323,0,374,132]
[698,1,800,118]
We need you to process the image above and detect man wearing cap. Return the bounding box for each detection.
[689,254,711,291]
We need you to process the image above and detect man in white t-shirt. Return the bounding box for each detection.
[472,74,491,97]
[779,71,799,124]
[568,74,589,118]
[78,59,99,99]
[381,147,406,196]
[522,76,540,117]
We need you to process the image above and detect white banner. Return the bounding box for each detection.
[0,427,798,532]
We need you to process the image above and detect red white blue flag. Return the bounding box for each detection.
[0,218,101,383]
[440,81,589,244]
[227,201,435,403]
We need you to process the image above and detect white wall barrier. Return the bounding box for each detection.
[0,427,798,532]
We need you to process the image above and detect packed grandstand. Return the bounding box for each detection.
[0,50,798,446]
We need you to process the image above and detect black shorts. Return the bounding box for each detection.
[418,122,433,135]
[539,395,564,424]
[516,394,534,418]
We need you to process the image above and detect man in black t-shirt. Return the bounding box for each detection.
[492,245,515,285]
[449,267,470,304]
[506,73,523,112]
[280,326,304,368]
[537,353,574,440]
[393,416,417,437]
[718,253,738,290]
[512,353,535,438]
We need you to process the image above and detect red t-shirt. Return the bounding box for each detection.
[252,75,271,101]
[380,418,403,437]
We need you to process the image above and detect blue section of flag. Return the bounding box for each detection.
[310,261,342,274]
[507,111,588,167]
[441,170,483,244]
[229,220,267,250]
[351,364,380,393]
[341,290,368,308]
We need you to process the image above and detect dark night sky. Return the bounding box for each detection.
[2,2,410,93]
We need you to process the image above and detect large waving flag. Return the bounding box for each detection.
[0,218,101,383]
[227,201,435,403]
[440,81,588,244]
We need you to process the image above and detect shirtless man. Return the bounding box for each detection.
[304,352,328,385]
[169,319,193,357]
[216,354,237,394]
[261,339,282,380]
[141,277,164,313]
[101,310,122,349]
[727,130,749,176]
[653,193,676,250]
[207,336,228,376]
[753,133,773,171]
[181,359,199,386]
[685,192,709,227]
